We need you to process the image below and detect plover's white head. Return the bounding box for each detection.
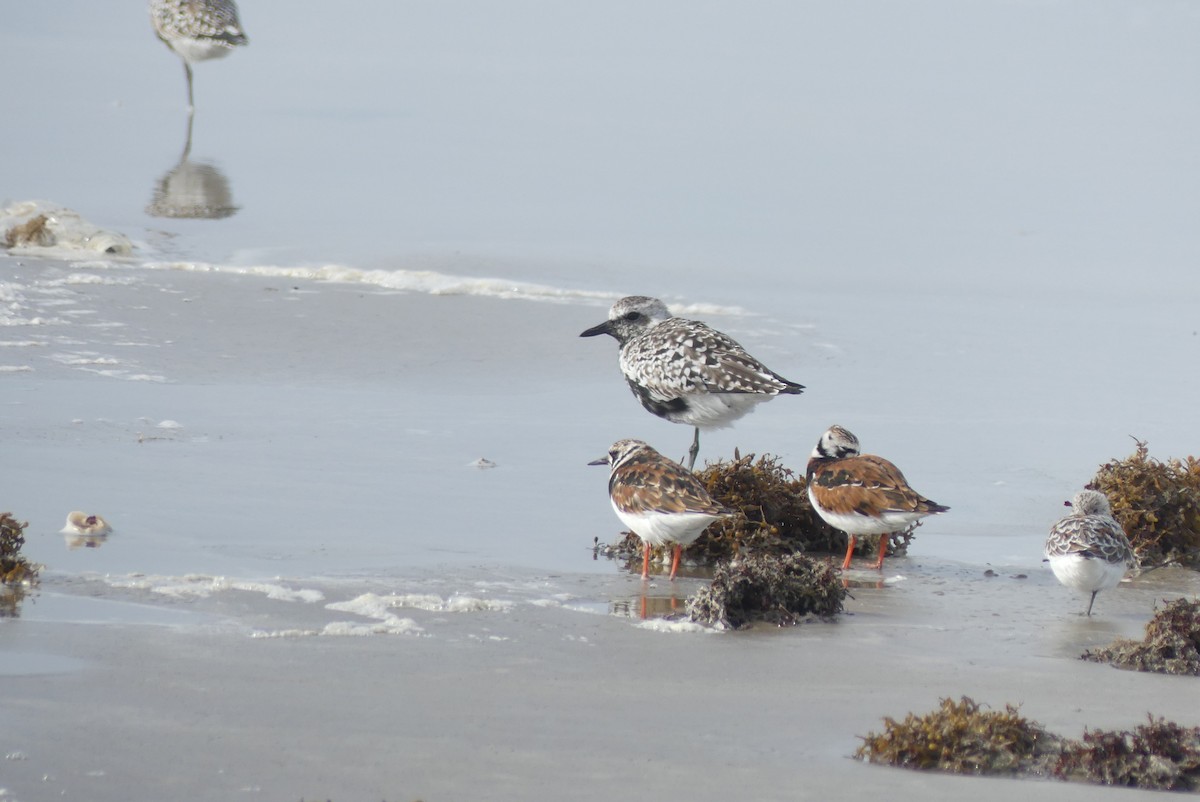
[579,296,672,345]
[1066,489,1113,517]
[812,425,861,460]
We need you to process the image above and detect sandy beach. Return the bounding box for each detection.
[4,1,1200,799]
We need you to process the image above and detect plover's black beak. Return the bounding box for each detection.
[587,456,609,467]
[1063,500,1073,507]
[579,320,614,338]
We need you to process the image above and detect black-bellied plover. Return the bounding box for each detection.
[590,439,732,580]
[150,0,248,108]
[1044,489,1137,616]
[806,425,949,571]
[580,296,803,470]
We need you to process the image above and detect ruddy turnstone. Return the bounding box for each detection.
[580,296,804,470]
[806,425,949,571]
[1044,489,1137,616]
[590,438,733,580]
[150,0,248,108]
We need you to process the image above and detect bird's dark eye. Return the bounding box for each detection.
[622,311,640,321]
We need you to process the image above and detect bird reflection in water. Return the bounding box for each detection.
[610,590,688,620]
[146,109,239,220]
[147,0,245,219]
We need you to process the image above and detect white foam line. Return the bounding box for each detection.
[107,574,324,603]
[250,618,425,638]
[0,316,61,327]
[127,260,755,316]
[141,260,623,305]
[636,618,713,634]
[46,274,137,287]
[51,354,121,366]
[326,592,514,617]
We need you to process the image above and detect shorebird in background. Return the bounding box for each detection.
[60,511,114,549]
[150,0,248,108]
[1045,490,1137,616]
[60,511,113,538]
[806,425,949,571]
[581,296,804,470]
[590,439,733,580]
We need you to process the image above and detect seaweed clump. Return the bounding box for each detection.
[1088,439,1200,569]
[859,697,1200,792]
[691,452,841,561]
[856,696,1061,776]
[1054,717,1200,791]
[686,552,845,630]
[3,214,53,248]
[1,513,38,617]
[601,451,916,572]
[604,452,840,573]
[1082,597,1200,676]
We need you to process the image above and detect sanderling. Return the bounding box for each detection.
[150,0,248,108]
[580,296,803,470]
[1044,489,1137,616]
[806,425,949,571]
[590,439,733,580]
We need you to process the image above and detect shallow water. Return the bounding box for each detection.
[4,2,1199,285]
[2,5,1199,799]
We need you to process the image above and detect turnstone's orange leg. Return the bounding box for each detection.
[872,534,889,570]
[669,544,683,580]
[840,535,857,570]
[641,541,651,579]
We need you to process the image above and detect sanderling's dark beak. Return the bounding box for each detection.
[579,320,614,338]
[587,456,609,467]
[1063,500,1073,507]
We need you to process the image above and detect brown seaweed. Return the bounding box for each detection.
[1054,717,1200,791]
[1082,597,1200,676]
[1088,439,1200,569]
[858,696,1200,792]
[856,696,1061,776]
[0,513,38,617]
[686,552,845,629]
[601,451,845,572]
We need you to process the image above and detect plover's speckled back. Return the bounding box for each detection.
[150,0,248,108]
[589,439,732,580]
[580,296,804,469]
[1045,489,1137,616]
[806,425,949,571]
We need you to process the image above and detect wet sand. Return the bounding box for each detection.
[2,256,1198,801]
[5,560,1197,801]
